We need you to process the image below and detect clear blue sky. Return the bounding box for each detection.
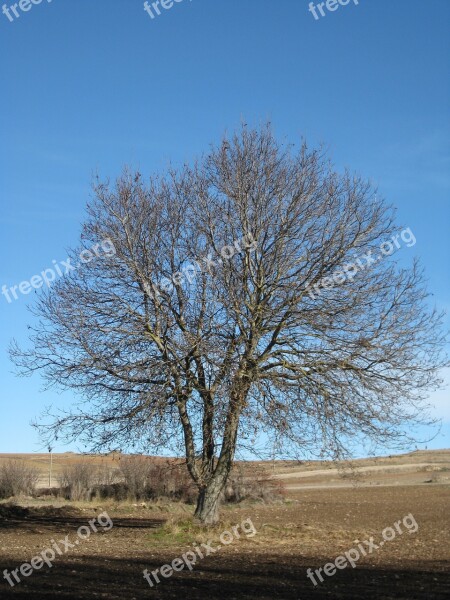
[0,0,449,455]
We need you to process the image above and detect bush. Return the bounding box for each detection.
[58,460,121,501]
[224,464,285,503]
[36,487,59,498]
[118,457,195,502]
[150,460,196,503]
[93,481,129,501]
[0,460,39,498]
[118,456,153,500]
[58,462,98,501]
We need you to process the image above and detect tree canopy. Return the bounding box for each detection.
[11,125,448,522]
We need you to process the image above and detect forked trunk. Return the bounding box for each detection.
[193,390,247,525]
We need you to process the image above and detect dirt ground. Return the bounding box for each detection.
[0,482,449,599]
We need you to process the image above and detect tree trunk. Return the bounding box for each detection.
[194,481,224,525]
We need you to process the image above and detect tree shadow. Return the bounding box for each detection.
[0,504,164,533]
[0,552,448,599]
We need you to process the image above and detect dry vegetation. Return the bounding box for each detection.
[0,454,284,505]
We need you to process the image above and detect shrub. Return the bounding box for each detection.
[147,460,196,502]
[93,481,129,501]
[224,464,285,503]
[118,456,153,500]
[118,457,195,502]
[57,462,99,501]
[0,460,39,498]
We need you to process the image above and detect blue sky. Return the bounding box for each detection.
[0,0,449,455]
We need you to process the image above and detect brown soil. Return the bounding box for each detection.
[0,482,449,599]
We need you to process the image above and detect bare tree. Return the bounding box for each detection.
[11,125,447,523]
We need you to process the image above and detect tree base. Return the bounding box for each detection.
[194,487,221,525]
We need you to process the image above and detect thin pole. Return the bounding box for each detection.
[48,447,53,488]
